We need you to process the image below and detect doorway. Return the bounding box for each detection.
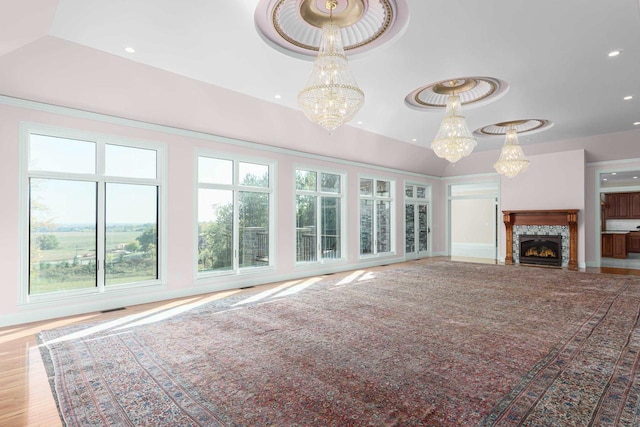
[598,169,640,270]
[448,182,499,261]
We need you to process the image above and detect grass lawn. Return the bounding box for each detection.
[34,231,142,262]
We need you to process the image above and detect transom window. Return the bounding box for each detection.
[360,177,394,256]
[295,169,345,263]
[197,155,273,276]
[24,126,165,300]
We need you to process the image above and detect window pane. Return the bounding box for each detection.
[405,203,415,253]
[321,173,341,193]
[29,178,97,294]
[405,185,414,198]
[377,180,391,197]
[198,189,233,272]
[360,178,373,196]
[296,170,317,191]
[239,192,269,268]
[377,200,391,253]
[321,197,340,259]
[418,204,429,252]
[198,157,233,185]
[239,162,269,187]
[360,199,373,255]
[105,145,156,179]
[105,184,158,286]
[417,186,426,199]
[296,195,317,262]
[29,134,95,174]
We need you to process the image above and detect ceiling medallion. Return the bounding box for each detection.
[299,0,365,28]
[405,77,509,110]
[255,0,409,59]
[474,119,554,136]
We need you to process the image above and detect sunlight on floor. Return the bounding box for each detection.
[335,270,366,286]
[276,277,323,297]
[233,280,303,306]
[115,290,242,329]
[42,291,242,345]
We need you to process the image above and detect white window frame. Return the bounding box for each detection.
[294,166,347,266]
[359,175,396,258]
[19,122,167,305]
[195,151,276,280]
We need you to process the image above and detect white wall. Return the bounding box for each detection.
[0,100,438,327]
[499,149,586,266]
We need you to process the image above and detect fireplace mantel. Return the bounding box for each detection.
[503,209,578,270]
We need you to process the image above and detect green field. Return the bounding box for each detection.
[34,231,142,262]
[30,229,157,294]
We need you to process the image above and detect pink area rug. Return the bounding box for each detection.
[39,261,640,426]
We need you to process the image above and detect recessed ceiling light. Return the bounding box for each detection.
[634,176,638,179]
[274,94,282,99]
[357,121,363,125]
[608,50,621,57]
[634,122,640,126]
[612,172,617,175]
[624,95,633,100]
[603,178,608,181]
[411,138,417,142]
[124,46,136,53]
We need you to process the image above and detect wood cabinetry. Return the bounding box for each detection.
[613,234,628,258]
[632,194,640,218]
[602,234,613,257]
[602,233,629,258]
[628,232,640,253]
[605,192,640,219]
[606,194,619,218]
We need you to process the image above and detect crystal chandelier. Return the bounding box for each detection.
[431,93,477,163]
[297,0,364,132]
[493,127,529,178]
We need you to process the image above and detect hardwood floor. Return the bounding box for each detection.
[1,257,638,426]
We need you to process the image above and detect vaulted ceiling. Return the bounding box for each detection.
[1,0,639,174]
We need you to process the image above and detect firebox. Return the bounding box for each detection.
[519,234,562,267]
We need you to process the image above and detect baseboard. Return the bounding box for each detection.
[0,256,407,328]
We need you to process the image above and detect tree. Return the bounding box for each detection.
[125,241,140,252]
[199,203,233,270]
[136,226,157,252]
[37,234,59,250]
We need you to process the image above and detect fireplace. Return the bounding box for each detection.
[519,235,562,267]
[503,210,578,270]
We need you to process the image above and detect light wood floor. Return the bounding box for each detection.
[1,257,637,426]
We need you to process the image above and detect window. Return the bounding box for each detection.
[24,128,164,299]
[360,177,394,256]
[197,156,273,276]
[295,169,345,263]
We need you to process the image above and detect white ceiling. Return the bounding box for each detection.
[5,0,640,154]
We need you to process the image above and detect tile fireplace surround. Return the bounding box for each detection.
[503,210,579,271]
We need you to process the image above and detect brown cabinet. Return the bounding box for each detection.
[618,194,630,218]
[632,194,640,218]
[606,194,619,218]
[605,192,640,219]
[613,234,628,258]
[602,234,613,257]
[602,233,629,258]
[628,232,640,253]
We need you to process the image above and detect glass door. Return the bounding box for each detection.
[405,202,429,259]
[405,183,431,260]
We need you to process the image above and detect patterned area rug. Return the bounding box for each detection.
[39,261,640,426]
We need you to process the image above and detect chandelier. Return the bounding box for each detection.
[297,0,364,132]
[493,127,529,178]
[431,87,477,163]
